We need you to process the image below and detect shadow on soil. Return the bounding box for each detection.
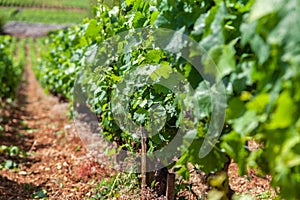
[0,175,46,200]
[0,83,43,199]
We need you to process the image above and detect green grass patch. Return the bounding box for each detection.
[16,37,26,66]
[0,0,93,9]
[87,173,141,199]
[0,8,89,24]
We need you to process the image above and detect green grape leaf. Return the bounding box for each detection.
[200,2,227,51]
[267,91,295,129]
[4,160,18,169]
[233,110,259,136]
[250,34,270,65]
[246,93,269,114]
[249,0,284,21]
[191,12,208,37]
[85,19,101,38]
[132,11,146,27]
[145,49,165,63]
[226,97,246,120]
[150,63,172,80]
[221,131,248,174]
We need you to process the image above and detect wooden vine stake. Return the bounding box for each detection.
[141,126,147,200]
[140,126,174,199]
[166,173,175,200]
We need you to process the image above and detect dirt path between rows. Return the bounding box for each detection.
[3,22,72,37]
[0,44,110,199]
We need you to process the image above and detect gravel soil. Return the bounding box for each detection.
[0,48,111,199]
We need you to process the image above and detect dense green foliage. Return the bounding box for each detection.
[0,36,25,141]
[0,36,23,101]
[233,0,300,196]
[15,38,26,69]
[35,25,88,98]
[35,0,300,198]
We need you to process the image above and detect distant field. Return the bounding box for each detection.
[0,8,89,24]
[0,0,94,9]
